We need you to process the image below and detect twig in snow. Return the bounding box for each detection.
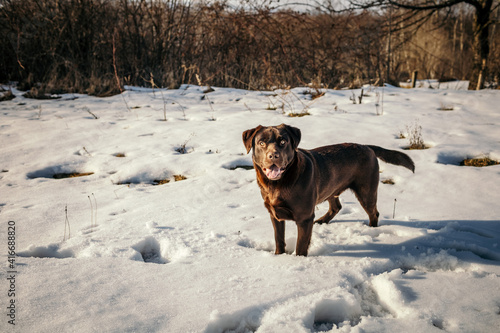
[82,147,92,157]
[204,94,216,121]
[63,205,71,241]
[88,195,94,232]
[84,107,99,119]
[393,199,397,219]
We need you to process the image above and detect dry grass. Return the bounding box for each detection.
[53,172,94,179]
[153,179,170,185]
[405,144,430,150]
[153,175,186,185]
[288,112,311,117]
[438,102,454,111]
[460,157,499,167]
[174,175,187,181]
[23,88,62,100]
[176,133,195,154]
[303,88,325,100]
[0,89,15,102]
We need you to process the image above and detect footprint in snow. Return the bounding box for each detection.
[205,286,383,332]
[132,236,167,264]
[17,244,74,259]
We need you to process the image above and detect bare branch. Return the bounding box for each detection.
[387,0,468,11]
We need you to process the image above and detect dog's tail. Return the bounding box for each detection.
[368,145,415,173]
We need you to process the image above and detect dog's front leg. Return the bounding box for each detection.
[295,216,315,256]
[271,217,286,255]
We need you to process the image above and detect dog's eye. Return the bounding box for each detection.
[280,140,286,146]
[259,141,265,147]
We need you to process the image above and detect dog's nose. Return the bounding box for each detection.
[268,151,279,160]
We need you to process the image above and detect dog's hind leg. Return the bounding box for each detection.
[353,184,380,227]
[315,196,342,224]
[352,155,381,227]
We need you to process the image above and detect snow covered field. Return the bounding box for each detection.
[1,84,499,333]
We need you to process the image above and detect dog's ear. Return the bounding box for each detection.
[280,124,301,151]
[242,125,263,154]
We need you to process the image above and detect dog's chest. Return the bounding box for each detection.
[261,189,294,221]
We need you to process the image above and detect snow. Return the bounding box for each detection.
[399,80,470,90]
[1,84,499,333]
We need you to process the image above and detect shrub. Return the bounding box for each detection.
[405,121,426,150]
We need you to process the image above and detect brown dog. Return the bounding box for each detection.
[242,124,414,256]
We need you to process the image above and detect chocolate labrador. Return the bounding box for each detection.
[242,124,414,256]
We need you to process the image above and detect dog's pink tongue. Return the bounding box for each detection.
[266,165,283,179]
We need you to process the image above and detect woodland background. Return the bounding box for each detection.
[1,0,499,96]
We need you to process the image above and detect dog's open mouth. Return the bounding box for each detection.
[263,164,286,180]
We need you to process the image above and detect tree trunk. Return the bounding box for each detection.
[473,0,493,90]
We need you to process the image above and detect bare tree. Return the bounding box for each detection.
[1,0,495,92]
[346,0,499,90]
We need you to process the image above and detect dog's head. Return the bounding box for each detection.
[242,124,301,181]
